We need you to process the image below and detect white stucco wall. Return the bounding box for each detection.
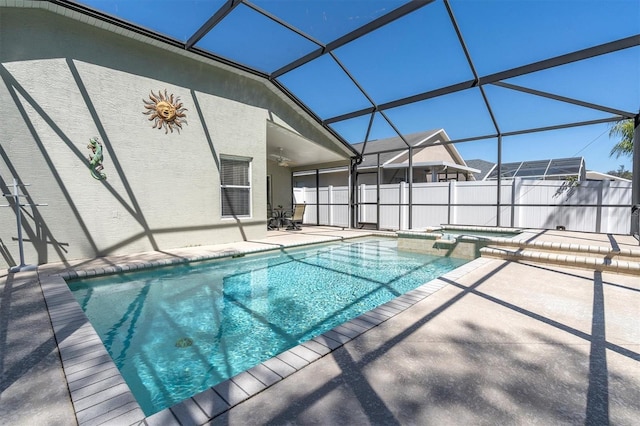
[0,6,340,269]
[267,161,294,209]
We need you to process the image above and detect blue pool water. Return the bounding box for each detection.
[68,237,468,415]
[442,230,521,239]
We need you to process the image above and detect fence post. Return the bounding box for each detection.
[596,180,610,234]
[399,181,406,230]
[359,183,366,225]
[328,185,333,226]
[511,178,520,228]
[448,180,456,225]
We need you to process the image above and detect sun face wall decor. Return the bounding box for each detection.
[143,90,187,134]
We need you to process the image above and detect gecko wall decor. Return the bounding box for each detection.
[87,136,107,180]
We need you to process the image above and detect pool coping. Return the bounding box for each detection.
[39,232,490,425]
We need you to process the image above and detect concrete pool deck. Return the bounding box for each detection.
[1,226,638,425]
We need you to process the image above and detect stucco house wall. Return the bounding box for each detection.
[267,161,294,208]
[0,6,340,270]
[406,144,457,164]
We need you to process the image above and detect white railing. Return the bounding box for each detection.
[294,179,633,234]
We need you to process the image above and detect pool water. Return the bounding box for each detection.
[441,230,521,239]
[68,237,468,415]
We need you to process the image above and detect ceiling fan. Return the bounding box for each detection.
[269,147,292,167]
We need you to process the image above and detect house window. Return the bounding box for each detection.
[220,156,252,217]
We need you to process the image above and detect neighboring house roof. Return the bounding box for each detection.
[382,161,480,175]
[351,130,443,167]
[465,159,497,181]
[585,171,631,182]
[351,129,472,170]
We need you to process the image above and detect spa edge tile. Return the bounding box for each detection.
[98,406,145,426]
[358,312,386,326]
[169,397,210,426]
[300,339,333,356]
[73,382,133,412]
[56,332,102,350]
[332,324,363,339]
[62,345,110,365]
[64,359,118,384]
[70,373,126,402]
[383,298,412,309]
[50,312,87,325]
[363,309,393,322]
[60,342,106,362]
[322,329,354,345]
[191,388,230,419]
[374,304,401,316]
[386,294,418,306]
[351,314,379,327]
[311,334,343,351]
[261,356,298,378]
[397,293,424,303]
[409,288,431,297]
[347,316,378,330]
[230,371,268,396]
[63,353,115,376]
[246,363,283,387]
[276,350,309,370]
[75,392,139,424]
[212,379,250,407]
[143,409,180,426]
[288,343,323,363]
[340,320,371,334]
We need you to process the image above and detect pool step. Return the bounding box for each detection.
[480,240,640,275]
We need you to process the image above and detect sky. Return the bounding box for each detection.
[76,0,639,174]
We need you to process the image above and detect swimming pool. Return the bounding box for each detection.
[68,237,468,415]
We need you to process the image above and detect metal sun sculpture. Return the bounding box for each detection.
[143,89,187,134]
[87,136,107,180]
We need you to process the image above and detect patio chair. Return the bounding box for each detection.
[267,204,280,230]
[285,203,306,231]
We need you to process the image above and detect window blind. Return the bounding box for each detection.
[221,157,251,217]
[221,159,250,186]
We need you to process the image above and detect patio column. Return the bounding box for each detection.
[632,115,640,239]
[350,158,358,229]
[408,146,413,230]
[315,169,320,226]
[496,135,502,227]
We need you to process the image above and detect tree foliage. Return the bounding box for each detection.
[608,119,634,159]
[606,164,632,180]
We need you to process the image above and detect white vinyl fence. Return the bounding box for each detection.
[294,179,632,234]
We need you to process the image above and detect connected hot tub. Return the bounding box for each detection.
[397,225,523,259]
